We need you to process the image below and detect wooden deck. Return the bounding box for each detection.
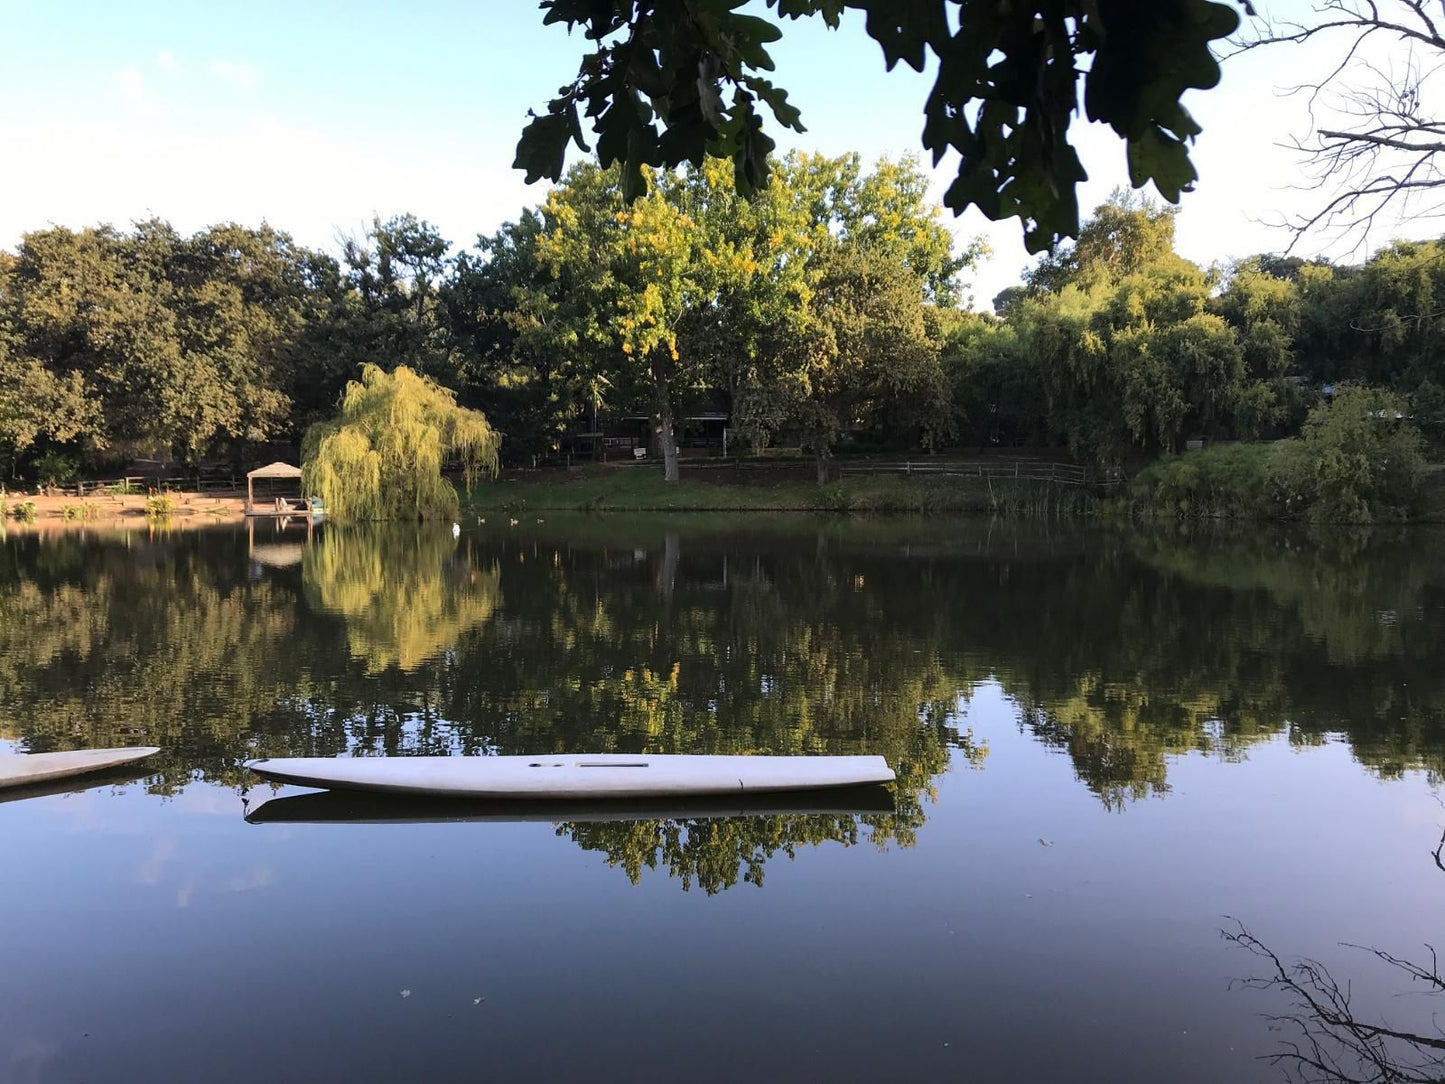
[244,498,322,519]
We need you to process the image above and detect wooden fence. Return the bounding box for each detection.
[28,475,249,498]
[836,460,1090,485]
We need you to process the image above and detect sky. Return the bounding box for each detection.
[0,1,1426,310]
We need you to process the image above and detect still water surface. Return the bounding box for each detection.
[2,516,1444,1082]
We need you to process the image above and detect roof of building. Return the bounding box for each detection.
[246,461,303,480]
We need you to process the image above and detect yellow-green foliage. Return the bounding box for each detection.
[11,501,37,522]
[145,494,175,519]
[302,364,500,521]
[303,526,500,672]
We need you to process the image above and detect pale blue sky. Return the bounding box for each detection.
[0,1,1424,307]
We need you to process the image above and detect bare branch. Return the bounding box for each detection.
[1230,1,1445,250]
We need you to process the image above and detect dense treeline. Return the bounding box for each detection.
[0,214,449,480]
[2,158,1443,496]
[955,197,1445,467]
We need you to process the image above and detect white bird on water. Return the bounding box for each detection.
[451,522,461,538]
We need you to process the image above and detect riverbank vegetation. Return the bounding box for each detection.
[1124,386,1428,522]
[3,153,1445,520]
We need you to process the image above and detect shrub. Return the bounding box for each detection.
[1125,443,1274,518]
[1126,389,1426,522]
[145,494,176,519]
[821,484,855,513]
[1272,385,1425,522]
[59,502,102,522]
[31,452,78,488]
[11,501,37,522]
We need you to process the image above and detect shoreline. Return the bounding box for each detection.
[465,462,1445,523]
[466,466,1092,516]
[2,491,250,529]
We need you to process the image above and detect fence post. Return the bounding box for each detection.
[905,461,911,476]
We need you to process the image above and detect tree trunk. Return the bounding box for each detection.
[658,413,680,482]
[814,448,830,485]
[652,365,680,483]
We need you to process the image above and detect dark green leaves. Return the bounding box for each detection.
[518,0,1249,250]
[514,103,589,185]
[516,1,811,207]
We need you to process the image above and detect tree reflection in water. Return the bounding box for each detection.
[1,517,1444,830]
[1227,920,1445,1083]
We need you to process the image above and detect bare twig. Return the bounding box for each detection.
[1229,1,1445,251]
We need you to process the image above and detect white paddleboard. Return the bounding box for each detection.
[0,747,160,790]
[246,753,895,799]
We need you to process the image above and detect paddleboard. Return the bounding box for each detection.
[244,784,897,824]
[246,753,895,799]
[0,747,160,791]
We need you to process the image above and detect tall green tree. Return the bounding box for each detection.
[536,163,703,481]
[1210,261,1304,434]
[0,246,98,472]
[671,155,815,450]
[338,214,453,381]
[1017,195,1279,468]
[1295,240,1445,446]
[1025,190,1184,294]
[938,311,1049,450]
[793,241,950,480]
[0,221,318,468]
[446,210,586,463]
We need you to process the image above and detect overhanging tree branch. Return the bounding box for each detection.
[1232,1,1445,250]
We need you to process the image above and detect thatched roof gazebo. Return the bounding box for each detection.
[246,461,305,515]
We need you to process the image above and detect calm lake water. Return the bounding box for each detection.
[3,515,1444,1083]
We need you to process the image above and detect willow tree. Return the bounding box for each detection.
[302,364,500,521]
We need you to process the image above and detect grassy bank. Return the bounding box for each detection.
[467,465,1095,516]
[464,449,1445,524]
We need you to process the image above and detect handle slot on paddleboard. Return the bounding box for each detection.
[579,762,649,768]
[524,762,650,768]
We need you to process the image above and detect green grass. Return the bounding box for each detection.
[465,465,1095,516]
